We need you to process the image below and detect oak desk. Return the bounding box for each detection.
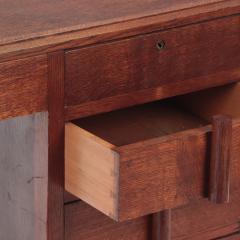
[1,1,240,239]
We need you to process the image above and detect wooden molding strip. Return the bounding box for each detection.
[47,51,65,240]
[210,115,232,204]
[152,210,172,240]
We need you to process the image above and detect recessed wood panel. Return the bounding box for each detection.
[0,55,48,120]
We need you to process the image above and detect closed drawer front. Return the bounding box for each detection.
[65,191,240,240]
[65,15,240,119]
[65,83,240,221]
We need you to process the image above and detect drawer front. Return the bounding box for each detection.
[65,201,149,240]
[117,121,240,221]
[65,191,240,240]
[65,15,240,119]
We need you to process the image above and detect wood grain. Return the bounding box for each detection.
[172,191,240,239]
[219,234,240,239]
[210,115,232,204]
[117,127,211,220]
[0,112,48,240]
[177,82,240,121]
[65,15,240,120]
[74,102,206,146]
[116,85,240,220]
[0,0,223,46]
[65,191,240,240]
[47,51,65,240]
[1,1,240,61]
[65,71,239,121]
[65,200,150,240]
[65,88,240,220]
[65,102,209,220]
[1,1,240,238]
[65,123,120,220]
[152,210,171,240]
[0,55,47,120]
[64,101,206,203]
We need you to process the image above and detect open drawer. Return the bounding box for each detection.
[65,83,240,222]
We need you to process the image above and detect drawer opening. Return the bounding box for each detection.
[69,82,240,147]
[174,82,240,121]
[65,82,240,221]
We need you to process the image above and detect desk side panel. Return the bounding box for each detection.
[0,112,48,240]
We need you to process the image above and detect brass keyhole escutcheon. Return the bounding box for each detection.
[156,40,166,50]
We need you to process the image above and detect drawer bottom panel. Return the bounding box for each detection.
[65,191,240,240]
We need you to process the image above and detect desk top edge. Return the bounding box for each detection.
[0,0,239,61]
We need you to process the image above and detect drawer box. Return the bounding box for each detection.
[65,83,240,221]
[65,101,207,221]
[65,15,240,119]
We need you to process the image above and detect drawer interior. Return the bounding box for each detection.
[73,101,207,147]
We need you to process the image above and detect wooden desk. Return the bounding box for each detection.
[1,1,240,239]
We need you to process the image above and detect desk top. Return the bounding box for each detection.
[0,0,239,60]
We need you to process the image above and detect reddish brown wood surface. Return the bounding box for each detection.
[1,1,240,62]
[65,116,240,221]
[172,192,240,239]
[47,51,65,240]
[152,210,171,240]
[1,2,240,239]
[65,73,239,121]
[65,15,240,120]
[65,95,240,221]
[64,191,79,203]
[0,55,47,120]
[220,234,240,239]
[65,201,150,240]
[210,115,232,203]
[0,0,224,46]
[115,119,240,221]
[65,191,240,240]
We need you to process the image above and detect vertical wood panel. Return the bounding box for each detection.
[47,51,65,240]
[0,112,48,240]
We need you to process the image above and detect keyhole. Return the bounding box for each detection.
[156,40,166,50]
